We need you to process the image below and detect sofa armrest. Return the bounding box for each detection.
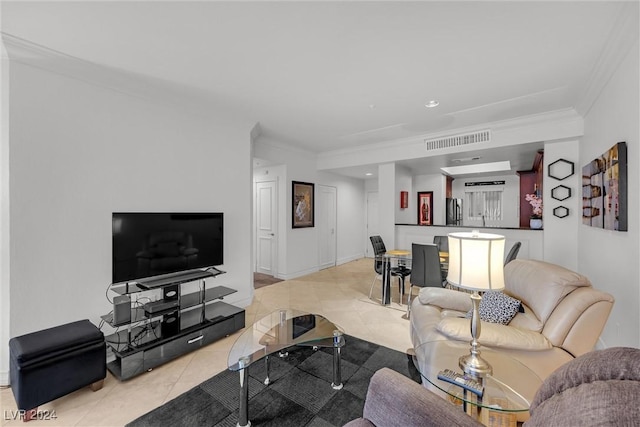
[531,347,640,410]
[526,347,640,427]
[418,287,473,312]
[437,318,553,351]
[358,368,482,427]
[343,419,374,427]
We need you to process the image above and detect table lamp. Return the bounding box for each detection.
[447,231,505,378]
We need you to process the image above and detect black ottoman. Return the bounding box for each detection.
[9,319,106,421]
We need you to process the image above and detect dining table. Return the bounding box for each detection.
[380,250,410,305]
[379,249,450,306]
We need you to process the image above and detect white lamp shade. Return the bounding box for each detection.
[447,232,505,291]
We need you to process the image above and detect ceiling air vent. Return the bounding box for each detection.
[425,129,491,151]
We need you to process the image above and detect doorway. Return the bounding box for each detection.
[255,180,278,277]
[317,185,337,270]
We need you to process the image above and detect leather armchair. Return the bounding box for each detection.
[410,259,615,383]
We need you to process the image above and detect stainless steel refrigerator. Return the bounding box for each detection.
[446,198,463,226]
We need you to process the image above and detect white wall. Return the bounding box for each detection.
[1,43,12,386]
[364,179,378,256]
[317,171,366,265]
[395,165,413,225]
[7,61,254,344]
[254,139,366,279]
[543,140,580,271]
[364,178,378,193]
[579,38,640,348]
[378,163,396,248]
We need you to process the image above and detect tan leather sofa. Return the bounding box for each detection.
[409,259,615,402]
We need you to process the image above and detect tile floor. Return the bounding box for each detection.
[0,258,414,426]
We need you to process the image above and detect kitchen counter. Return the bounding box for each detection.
[395,223,541,231]
[395,224,544,260]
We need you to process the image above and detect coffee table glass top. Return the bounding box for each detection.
[415,340,542,414]
[228,309,344,371]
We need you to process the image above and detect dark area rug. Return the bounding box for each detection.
[127,335,421,427]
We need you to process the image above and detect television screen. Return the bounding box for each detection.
[112,212,223,284]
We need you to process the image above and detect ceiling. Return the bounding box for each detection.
[0,1,629,178]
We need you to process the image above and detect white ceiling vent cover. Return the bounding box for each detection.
[425,129,491,151]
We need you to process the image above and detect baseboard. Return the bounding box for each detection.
[337,253,365,265]
[279,266,320,281]
[279,255,367,280]
[0,370,9,387]
[233,296,253,308]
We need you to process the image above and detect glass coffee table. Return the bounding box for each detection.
[228,309,345,427]
[414,340,542,425]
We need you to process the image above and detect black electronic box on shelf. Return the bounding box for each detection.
[102,268,244,380]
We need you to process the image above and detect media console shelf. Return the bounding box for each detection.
[101,269,245,380]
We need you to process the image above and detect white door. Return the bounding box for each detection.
[366,191,379,257]
[256,180,277,275]
[318,185,337,269]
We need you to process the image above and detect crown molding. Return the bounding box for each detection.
[2,32,141,94]
[1,32,253,127]
[576,2,640,117]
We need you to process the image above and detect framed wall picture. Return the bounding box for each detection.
[292,181,314,228]
[582,142,627,231]
[400,191,409,209]
[417,191,433,226]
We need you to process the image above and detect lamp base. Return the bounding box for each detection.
[459,291,493,378]
[459,352,492,378]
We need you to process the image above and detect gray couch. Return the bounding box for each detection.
[344,347,640,427]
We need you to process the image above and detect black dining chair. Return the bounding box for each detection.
[393,259,412,304]
[368,235,410,303]
[368,235,387,299]
[504,241,522,265]
[432,235,449,253]
[406,243,446,317]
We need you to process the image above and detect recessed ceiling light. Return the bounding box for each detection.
[425,100,440,108]
[365,173,373,176]
[369,104,376,109]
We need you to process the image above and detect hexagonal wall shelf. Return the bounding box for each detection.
[551,185,572,201]
[553,206,570,218]
[548,159,575,181]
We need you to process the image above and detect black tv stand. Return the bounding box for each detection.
[101,269,244,380]
[136,268,224,289]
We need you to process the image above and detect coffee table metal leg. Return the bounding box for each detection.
[332,330,344,390]
[237,357,251,427]
[264,355,270,385]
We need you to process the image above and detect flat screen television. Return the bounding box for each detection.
[112,212,223,284]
